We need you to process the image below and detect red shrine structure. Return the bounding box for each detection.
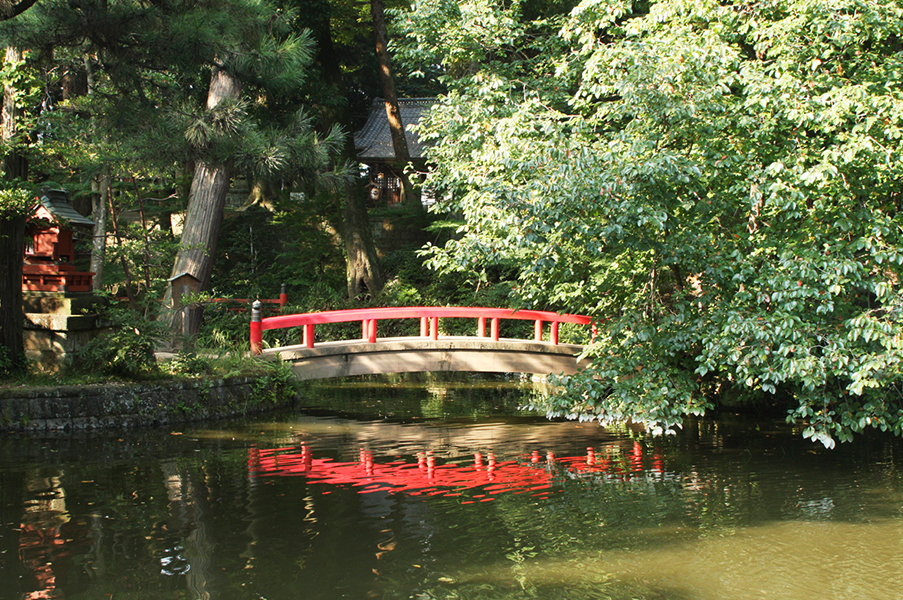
[22,189,95,292]
[21,189,104,372]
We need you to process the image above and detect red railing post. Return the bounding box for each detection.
[368,319,377,343]
[551,321,559,345]
[478,317,486,337]
[490,317,499,341]
[279,283,288,307]
[362,319,369,340]
[250,300,262,354]
[303,324,315,348]
[534,319,543,342]
[430,316,438,340]
[420,316,428,337]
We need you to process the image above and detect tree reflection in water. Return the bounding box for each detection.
[17,472,88,599]
[1,401,903,600]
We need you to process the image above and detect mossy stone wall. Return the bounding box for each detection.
[0,376,297,432]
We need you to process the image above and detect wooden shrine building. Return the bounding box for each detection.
[23,189,95,293]
[354,98,435,206]
[21,189,104,371]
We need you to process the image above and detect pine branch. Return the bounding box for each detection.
[0,0,37,20]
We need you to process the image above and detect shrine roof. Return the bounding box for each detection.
[36,189,94,227]
[354,98,435,162]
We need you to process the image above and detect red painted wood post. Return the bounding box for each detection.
[490,317,499,341]
[420,316,428,337]
[478,317,486,337]
[278,283,287,307]
[368,319,377,343]
[430,316,438,340]
[250,300,262,354]
[551,321,559,345]
[362,319,369,340]
[303,324,315,348]
[534,319,543,342]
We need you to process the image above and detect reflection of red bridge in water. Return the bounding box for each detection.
[248,443,664,503]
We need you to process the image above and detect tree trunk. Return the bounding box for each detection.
[0,0,38,21]
[132,180,153,292]
[0,46,26,372]
[170,160,231,290]
[246,177,278,211]
[106,189,137,311]
[164,63,240,339]
[311,1,384,298]
[90,173,108,291]
[0,214,25,372]
[2,47,26,181]
[370,0,418,207]
[61,64,88,101]
[371,0,408,162]
[344,183,383,298]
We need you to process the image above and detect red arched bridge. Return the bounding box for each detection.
[250,304,594,380]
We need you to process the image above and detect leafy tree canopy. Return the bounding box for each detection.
[396,0,903,447]
[0,185,32,217]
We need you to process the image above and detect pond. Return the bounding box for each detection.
[1,377,902,600]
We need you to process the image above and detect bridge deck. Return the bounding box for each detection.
[264,336,588,380]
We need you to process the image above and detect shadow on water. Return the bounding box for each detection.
[1,376,903,599]
[295,372,543,422]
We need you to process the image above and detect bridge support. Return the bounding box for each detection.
[264,338,589,381]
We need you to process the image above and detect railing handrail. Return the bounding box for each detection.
[260,306,591,331]
[212,283,288,308]
[251,305,593,354]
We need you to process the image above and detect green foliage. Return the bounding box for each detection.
[0,49,40,154]
[101,216,180,300]
[165,351,213,376]
[76,308,163,379]
[398,0,903,446]
[210,198,346,302]
[250,357,298,405]
[0,344,14,378]
[195,304,250,350]
[0,186,34,219]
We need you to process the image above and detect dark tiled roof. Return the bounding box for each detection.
[354,98,435,162]
[38,189,95,227]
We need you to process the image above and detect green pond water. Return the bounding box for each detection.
[1,377,902,600]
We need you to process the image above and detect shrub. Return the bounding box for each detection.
[166,351,213,376]
[76,309,162,379]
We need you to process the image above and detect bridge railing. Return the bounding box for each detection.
[210,283,288,309]
[250,305,593,354]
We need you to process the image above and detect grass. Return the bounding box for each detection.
[0,348,282,390]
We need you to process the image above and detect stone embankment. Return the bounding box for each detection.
[0,376,296,432]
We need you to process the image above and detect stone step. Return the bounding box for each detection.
[22,292,106,315]
[25,313,101,332]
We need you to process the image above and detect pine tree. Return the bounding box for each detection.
[0,0,344,354]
